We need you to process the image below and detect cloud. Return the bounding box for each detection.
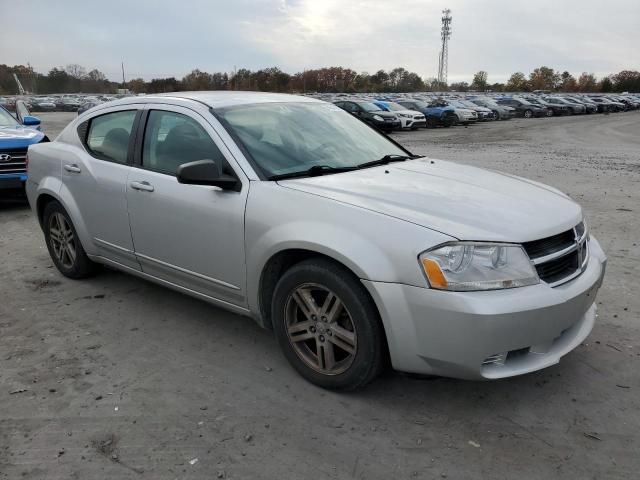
[1,0,638,83]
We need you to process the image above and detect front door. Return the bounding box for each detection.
[126,106,248,308]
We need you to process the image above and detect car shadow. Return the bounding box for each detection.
[0,191,29,211]
[90,264,581,409]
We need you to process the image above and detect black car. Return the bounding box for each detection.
[543,97,586,114]
[496,97,548,118]
[564,97,598,114]
[334,101,400,132]
[588,97,624,112]
[523,97,569,116]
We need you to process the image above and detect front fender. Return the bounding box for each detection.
[244,182,454,317]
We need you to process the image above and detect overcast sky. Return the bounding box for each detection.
[2,0,638,83]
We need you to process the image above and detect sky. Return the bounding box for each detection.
[1,0,638,83]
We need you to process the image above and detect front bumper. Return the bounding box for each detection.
[399,116,426,129]
[0,173,27,190]
[374,119,401,130]
[363,236,606,380]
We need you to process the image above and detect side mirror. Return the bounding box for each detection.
[22,115,41,126]
[177,160,240,191]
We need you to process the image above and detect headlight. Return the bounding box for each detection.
[399,113,410,118]
[419,242,539,291]
[373,115,384,121]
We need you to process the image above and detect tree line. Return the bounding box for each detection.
[456,67,640,93]
[1,63,638,95]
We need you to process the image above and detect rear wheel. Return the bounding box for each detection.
[43,201,98,279]
[272,258,384,390]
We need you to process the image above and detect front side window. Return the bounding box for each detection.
[216,102,407,178]
[142,110,227,176]
[86,110,136,164]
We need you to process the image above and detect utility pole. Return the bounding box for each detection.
[121,61,126,89]
[437,9,452,90]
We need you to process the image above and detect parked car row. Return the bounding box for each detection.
[0,94,122,113]
[303,92,640,132]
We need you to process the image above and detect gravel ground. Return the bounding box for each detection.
[1,111,639,479]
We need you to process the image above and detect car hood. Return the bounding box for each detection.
[279,158,582,243]
[0,125,45,148]
[372,111,397,118]
[397,109,424,116]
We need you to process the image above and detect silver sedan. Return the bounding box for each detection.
[25,92,606,390]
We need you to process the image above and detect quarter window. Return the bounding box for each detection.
[142,110,227,176]
[86,110,136,164]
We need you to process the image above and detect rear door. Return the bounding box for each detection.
[126,105,249,308]
[66,106,142,269]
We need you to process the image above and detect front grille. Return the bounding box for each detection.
[535,250,579,283]
[523,229,575,259]
[523,223,588,286]
[0,148,28,174]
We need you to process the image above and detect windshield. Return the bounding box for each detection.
[357,102,383,112]
[0,107,18,127]
[447,100,468,108]
[400,100,428,109]
[216,102,407,178]
[459,100,480,108]
[383,102,406,112]
[474,98,499,107]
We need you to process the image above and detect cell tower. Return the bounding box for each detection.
[437,9,452,88]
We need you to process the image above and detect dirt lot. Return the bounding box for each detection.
[1,111,639,479]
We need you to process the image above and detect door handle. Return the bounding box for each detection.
[130,181,155,192]
[64,164,81,173]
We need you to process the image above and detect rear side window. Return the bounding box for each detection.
[142,110,227,176]
[86,110,136,164]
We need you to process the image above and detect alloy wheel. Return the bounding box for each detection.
[49,212,76,269]
[284,283,357,375]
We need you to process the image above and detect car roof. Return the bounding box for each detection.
[104,91,324,109]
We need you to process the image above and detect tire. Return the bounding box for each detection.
[43,201,98,279]
[492,110,501,120]
[271,258,385,391]
[546,109,553,117]
[523,109,533,118]
[442,114,457,128]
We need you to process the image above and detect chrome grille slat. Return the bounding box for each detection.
[523,222,589,287]
[0,147,27,174]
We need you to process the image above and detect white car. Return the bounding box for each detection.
[26,91,606,390]
[374,101,426,129]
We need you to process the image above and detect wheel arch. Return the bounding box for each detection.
[35,183,95,256]
[257,248,380,331]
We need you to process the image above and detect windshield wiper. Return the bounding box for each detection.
[356,154,423,170]
[268,164,357,181]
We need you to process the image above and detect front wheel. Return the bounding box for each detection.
[523,109,533,118]
[43,201,98,279]
[272,258,385,390]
